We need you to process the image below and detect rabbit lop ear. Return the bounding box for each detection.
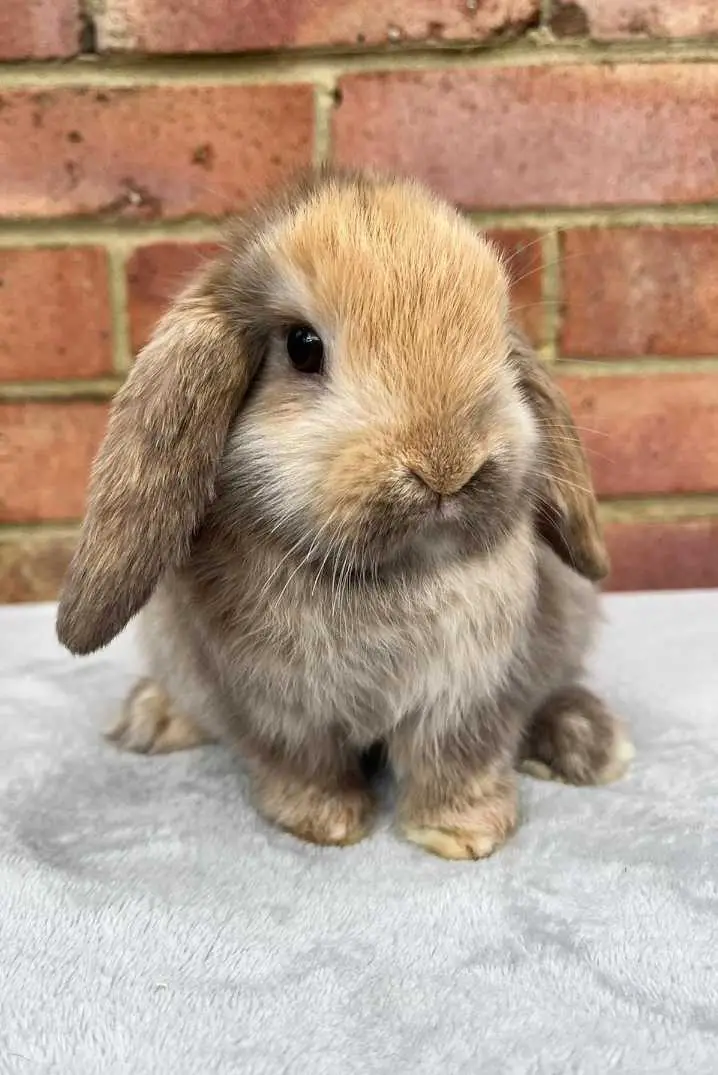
[57,264,257,655]
[510,331,609,582]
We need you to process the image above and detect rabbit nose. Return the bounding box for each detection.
[408,460,483,497]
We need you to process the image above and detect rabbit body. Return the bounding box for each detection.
[141,522,595,760]
[59,170,631,858]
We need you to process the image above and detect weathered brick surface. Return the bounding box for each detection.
[485,229,544,347]
[126,241,219,353]
[0,247,113,381]
[0,85,314,220]
[95,0,540,54]
[0,530,77,603]
[605,520,718,592]
[552,0,718,40]
[2,19,718,596]
[0,0,80,60]
[561,374,718,497]
[0,403,108,523]
[560,228,718,358]
[333,65,718,208]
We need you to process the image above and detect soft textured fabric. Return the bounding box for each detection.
[0,593,716,1074]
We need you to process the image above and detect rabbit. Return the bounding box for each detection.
[56,168,633,860]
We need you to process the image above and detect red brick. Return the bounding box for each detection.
[333,65,718,209]
[485,229,544,347]
[552,0,718,39]
[0,0,80,60]
[605,519,718,592]
[0,248,113,381]
[126,241,219,353]
[560,229,718,359]
[0,402,108,523]
[0,530,77,603]
[0,85,313,220]
[561,374,718,497]
[95,0,539,53]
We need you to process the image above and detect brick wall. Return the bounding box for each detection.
[2,0,718,601]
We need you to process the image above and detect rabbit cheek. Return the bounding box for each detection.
[312,436,410,559]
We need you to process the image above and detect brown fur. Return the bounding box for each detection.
[520,685,634,785]
[397,758,518,861]
[244,735,375,847]
[56,168,629,858]
[56,267,260,655]
[510,333,609,581]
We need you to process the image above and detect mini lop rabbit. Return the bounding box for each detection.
[57,170,633,859]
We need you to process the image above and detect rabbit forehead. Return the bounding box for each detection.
[269,179,510,391]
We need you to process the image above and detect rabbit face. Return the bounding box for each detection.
[217,178,538,574]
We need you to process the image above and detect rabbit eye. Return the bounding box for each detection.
[286,324,324,375]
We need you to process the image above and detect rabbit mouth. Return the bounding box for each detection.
[428,492,464,523]
[316,496,519,581]
[295,453,527,577]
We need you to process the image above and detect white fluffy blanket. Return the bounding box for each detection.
[1,593,717,1073]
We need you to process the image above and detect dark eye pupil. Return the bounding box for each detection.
[286,324,324,374]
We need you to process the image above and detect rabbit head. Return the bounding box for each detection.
[57,170,607,656]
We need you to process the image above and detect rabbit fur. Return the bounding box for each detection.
[57,169,632,859]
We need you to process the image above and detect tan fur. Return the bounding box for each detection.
[400,767,518,861]
[273,179,508,395]
[56,168,625,860]
[248,753,375,847]
[108,679,214,754]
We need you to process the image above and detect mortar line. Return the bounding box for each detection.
[78,0,96,54]
[312,70,338,167]
[107,243,132,372]
[557,358,718,375]
[0,219,224,247]
[0,522,81,539]
[2,39,718,86]
[467,206,718,228]
[540,230,561,361]
[599,496,718,523]
[0,379,121,401]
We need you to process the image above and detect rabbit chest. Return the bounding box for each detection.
[195,523,539,746]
